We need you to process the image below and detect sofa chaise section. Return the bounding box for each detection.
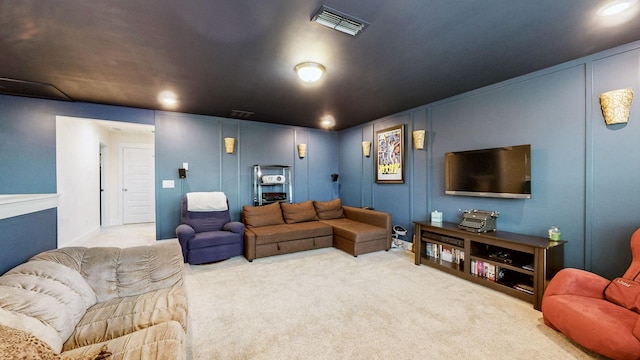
[320,206,391,257]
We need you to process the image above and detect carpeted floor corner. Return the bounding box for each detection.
[183,248,603,360]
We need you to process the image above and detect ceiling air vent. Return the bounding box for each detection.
[230,109,254,119]
[311,5,369,37]
[0,78,72,101]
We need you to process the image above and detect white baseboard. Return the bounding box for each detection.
[64,226,100,247]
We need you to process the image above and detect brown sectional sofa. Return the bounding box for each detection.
[242,198,391,261]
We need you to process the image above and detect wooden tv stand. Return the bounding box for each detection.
[413,221,565,310]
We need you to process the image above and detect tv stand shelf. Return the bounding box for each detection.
[413,221,565,310]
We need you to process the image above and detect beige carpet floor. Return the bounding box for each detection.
[183,247,604,360]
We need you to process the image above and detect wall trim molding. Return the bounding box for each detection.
[0,194,60,220]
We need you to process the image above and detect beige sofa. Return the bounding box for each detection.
[0,242,187,359]
[243,198,391,261]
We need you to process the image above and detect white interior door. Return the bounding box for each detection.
[122,146,155,224]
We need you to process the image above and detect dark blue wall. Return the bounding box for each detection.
[1,40,639,279]
[0,209,57,274]
[340,41,640,279]
[154,112,340,239]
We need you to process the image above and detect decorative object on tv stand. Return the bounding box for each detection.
[599,88,633,126]
[297,144,307,159]
[431,210,442,223]
[412,130,426,150]
[458,209,499,233]
[361,141,371,157]
[548,226,561,241]
[224,137,235,154]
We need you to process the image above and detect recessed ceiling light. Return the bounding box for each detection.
[294,62,326,82]
[157,90,178,108]
[598,0,637,16]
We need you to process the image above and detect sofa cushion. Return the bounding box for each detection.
[313,199,345,220]
[30,244,185,304]
[181,196,231,233]
[61,321,185,360]
[243,202,285,227]
[320,218,386,243]
[189,231,242,249]
[542,294,640,359]
[0,261,97,352]
[63,285,187,351]
[281,201,319,224]
[248,222,333,245]
[604,277,640,313]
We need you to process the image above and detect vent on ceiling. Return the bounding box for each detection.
[230,109,254,119]
[0,78,72,101]
[311,5,369,37]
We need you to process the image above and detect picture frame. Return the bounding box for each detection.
[375,124,404,183]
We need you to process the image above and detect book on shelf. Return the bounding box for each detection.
[453,248,464,265]
[514,283,534,295]
[425,242,439,258]
[522,263,534,271]
[440,245,453,262]
[470,259,497,281]
[425,243,464,265]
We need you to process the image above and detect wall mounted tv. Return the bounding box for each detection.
[445,144,531,199]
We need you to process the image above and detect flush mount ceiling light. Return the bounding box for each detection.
[598,0,638,16]
[294,62,326,82]
[157,90,177,108]
[311,5,369,36]
[320,114,336,129]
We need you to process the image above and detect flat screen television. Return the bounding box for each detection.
[445,144,531,199]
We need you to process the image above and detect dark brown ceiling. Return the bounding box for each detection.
[1,1,640,130]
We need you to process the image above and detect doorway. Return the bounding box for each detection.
[56,116,155,247]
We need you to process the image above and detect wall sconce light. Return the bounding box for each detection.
[294,62,326,82]
[412,130,426,150]
[600,88,634,126]
[224,137,236,154]
[362,141,371,157]
[297,144,307,159]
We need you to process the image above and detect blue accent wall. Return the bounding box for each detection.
[1,40,639,279]
[153,112,339,239]
[0,209,57,274]
[428,64,587,269]
[340,41,640,279]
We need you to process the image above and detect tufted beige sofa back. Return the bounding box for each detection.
[0,241,184,353]
[31,242,184,303]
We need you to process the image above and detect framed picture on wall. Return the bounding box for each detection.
[375,124,404,183]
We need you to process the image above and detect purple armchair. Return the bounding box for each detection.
[176,195,244,264]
